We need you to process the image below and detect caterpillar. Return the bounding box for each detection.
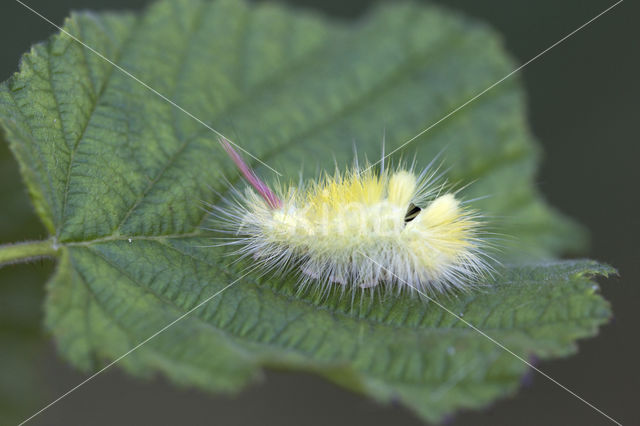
[208,138,492,298]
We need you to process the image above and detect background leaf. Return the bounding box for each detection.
[0,0,611,422]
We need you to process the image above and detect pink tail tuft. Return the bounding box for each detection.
[219,137,282,209]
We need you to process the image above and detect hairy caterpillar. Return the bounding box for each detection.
[208,138,492,298]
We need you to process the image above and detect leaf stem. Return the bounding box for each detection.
[0,239,59,267]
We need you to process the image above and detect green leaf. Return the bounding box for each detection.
[0,0,611,422]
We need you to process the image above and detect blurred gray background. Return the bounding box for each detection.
[0,0,637,425]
